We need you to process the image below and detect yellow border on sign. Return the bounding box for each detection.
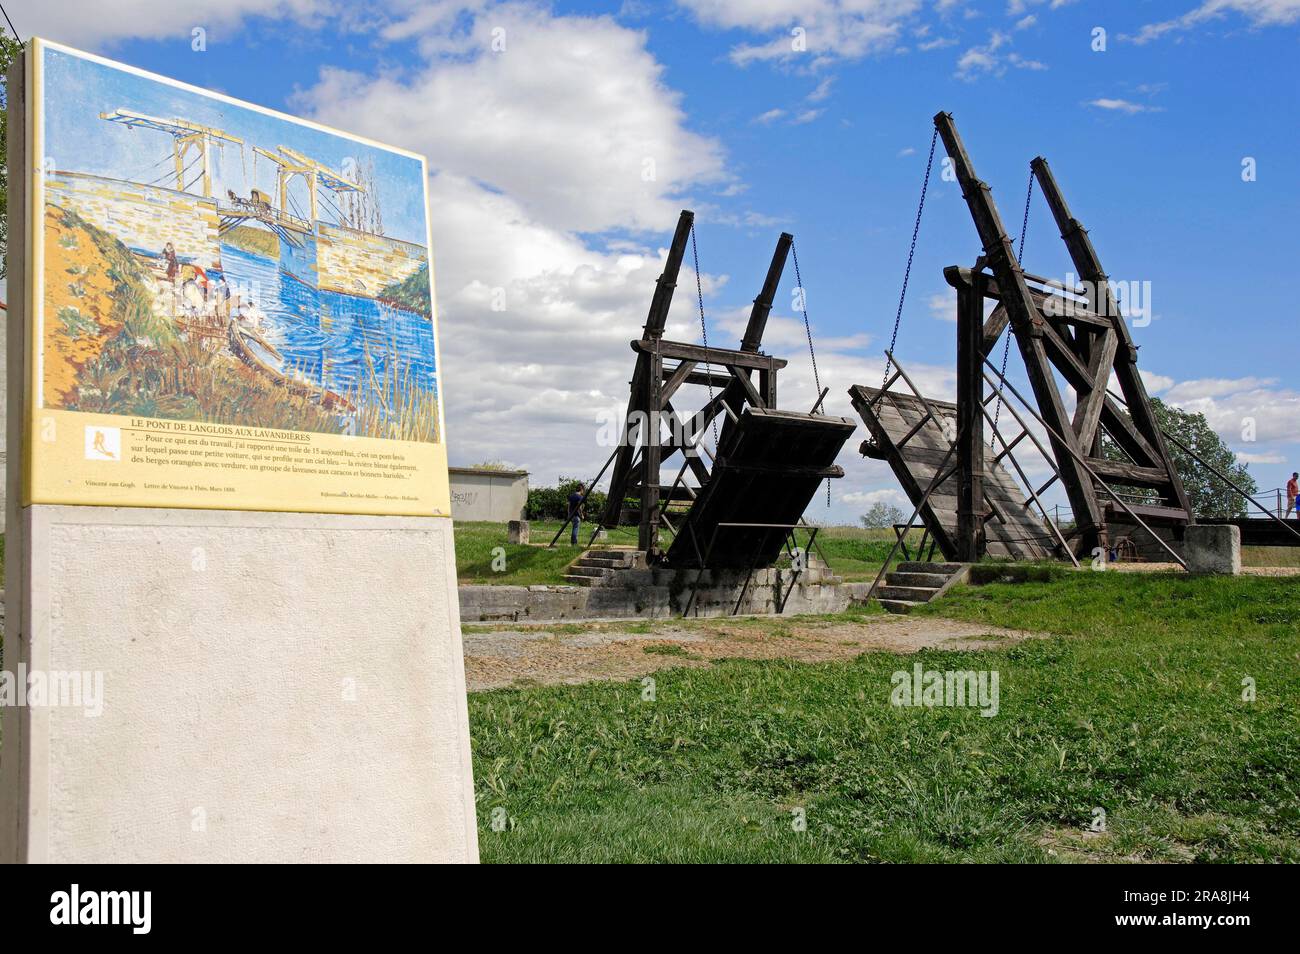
[24,38,451,517]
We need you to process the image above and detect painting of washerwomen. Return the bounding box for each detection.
[38,44,440,443]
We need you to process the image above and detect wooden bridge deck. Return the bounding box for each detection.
[849,384,1056,562]
[663,407,856,569]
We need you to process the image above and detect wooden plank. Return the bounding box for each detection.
[1087,458,1173,488]
[1103,502,1190,524]
[664,408,856,568]
[660,360,697,403]
[1071,330,1119,449]
[635,339,788,371]
[849,384,1053,560]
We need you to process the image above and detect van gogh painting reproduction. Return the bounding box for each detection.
[35,41,441,444]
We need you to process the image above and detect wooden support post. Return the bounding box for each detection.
[603,211,694,531]
[1031,156,1193,520]
[742,233,793,353]
[956,274,987,561]
[720,233,792,443]
[639,346,664,556]
[934,112,1107,556]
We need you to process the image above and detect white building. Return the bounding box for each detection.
[448,466,529,523]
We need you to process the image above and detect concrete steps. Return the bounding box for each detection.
[886,572,952,588]
[563,549,643,587]
[876,562,969,614]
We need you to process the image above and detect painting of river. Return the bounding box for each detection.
[219,245,439,440]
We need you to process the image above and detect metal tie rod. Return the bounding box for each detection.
[983,359,1187,569]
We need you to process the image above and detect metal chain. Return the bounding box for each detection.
[883,126,939,390]
[791,238,830,506]
[791,239,821,396]
[691,224,719,447]
[990,167,1035,445]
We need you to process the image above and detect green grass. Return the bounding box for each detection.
[471,572,1300,862]
[453,520,906,587]
[453,521,582,585]
[803,525,902,582]
[529,519,641,548]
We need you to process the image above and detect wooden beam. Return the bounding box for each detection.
[660,360,697,404]
[641,210,694,342]
[741,232,792,353]
[1086,458,1173,488]
[1037,321,1162,465]
[935,112,1107,552]
[957,274,987,561]
[681,370,732,390]
[600,358,646,527]
[849,387,959,559]
[946,265,1114,331]
[1072,329,1118,449]
[712,460,845,478]
[634,339,787,371]
[725,365,765,408]
[1032,156,1193,517]
[639,348,664,555]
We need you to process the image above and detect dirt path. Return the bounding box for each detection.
[461,614,1051,692]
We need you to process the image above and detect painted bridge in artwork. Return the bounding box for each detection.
[46,107,427,298]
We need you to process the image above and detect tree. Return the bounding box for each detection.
[860,501,905,529]
[0,31,23,281]
[470,460,513,471]
[1105,398,1257,518]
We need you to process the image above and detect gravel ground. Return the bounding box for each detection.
[461,614,1049,692]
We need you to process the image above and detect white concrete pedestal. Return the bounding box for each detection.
[1,506,478,863]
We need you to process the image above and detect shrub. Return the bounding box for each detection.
[526,477,609,521]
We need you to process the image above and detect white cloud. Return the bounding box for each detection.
[918,35,959,50]
[1156,375,1300,467]
[675,0,925,67]
[1007,0,1079,14]
[1140,370,1175,393]
[842,487,907,506]
[929,289,957,322]
[926,287,996,322]
[297,7,726,234]
[280,3,763,486]
[807,76,835,101]
[1237,451,1286,465]
[1087,98,1161,114]
[753,108,788,125]
[7,0,336,46]
[792,108,825,124]
[1164,376,1279,402]
[955,30,1045,80]
[1128,0,1300,44]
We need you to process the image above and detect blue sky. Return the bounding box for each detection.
[12,0,1300,522]
[41,46,429,245]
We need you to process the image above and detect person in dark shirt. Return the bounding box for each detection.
[163,242,179,284]
[566,484,586,546]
